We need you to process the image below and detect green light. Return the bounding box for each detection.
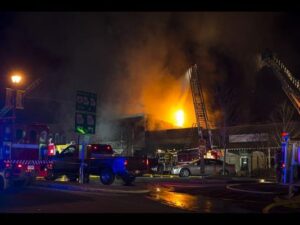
[76,127,86,134]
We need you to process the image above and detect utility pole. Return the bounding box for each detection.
[75,91,97,184]
[282,132,289,184]
[288,143,296,198]
[12,90,16,143]
[10,75,23,143]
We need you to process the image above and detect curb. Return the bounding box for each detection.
[32,182,150,194]
[263,198,300,213]
[226,183,279,195]
[159,183,226,188]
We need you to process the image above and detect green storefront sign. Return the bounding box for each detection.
[75,91,97,134]
[76,91,97,113]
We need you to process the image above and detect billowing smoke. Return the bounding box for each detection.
[101,12,285,129]
[5,12,293,140]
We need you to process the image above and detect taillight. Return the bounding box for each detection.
[5,163,10,168]
[50,149,54,154]
[146,159,149,166]
[124,160,128,167]
[17,164,22,168]
[282,163,285,168]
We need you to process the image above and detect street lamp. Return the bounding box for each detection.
[11,75,22,84]
[10,73,23,143]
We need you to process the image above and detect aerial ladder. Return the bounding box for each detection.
[260,50,300,188]
[261,50,300,115]
[185,64,213,149]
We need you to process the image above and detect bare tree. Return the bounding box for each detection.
[215,86,240,175]
[270,101,300,182]
[270,101,299,146]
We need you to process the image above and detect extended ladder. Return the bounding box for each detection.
[261,50,300,115]
[186,64,212,148]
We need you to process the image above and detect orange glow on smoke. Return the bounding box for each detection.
[138,74,197,129]
[119,68,218,130]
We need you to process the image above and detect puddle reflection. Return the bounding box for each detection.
[149,186,205,212]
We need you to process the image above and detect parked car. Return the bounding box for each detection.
[0,161,11,191]
[171,159,236,177]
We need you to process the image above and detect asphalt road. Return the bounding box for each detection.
[0,176,297,213]
[0,186,187,213]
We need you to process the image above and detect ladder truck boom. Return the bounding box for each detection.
[261,50,300,186]
[186,64,213,149]
[261,50,300,115]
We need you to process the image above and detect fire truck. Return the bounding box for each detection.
[0,122,52,184]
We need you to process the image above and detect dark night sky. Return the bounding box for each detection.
[1,12,300,132]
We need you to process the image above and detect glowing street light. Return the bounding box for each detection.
[11,74,22,84]
[9,72,24,143]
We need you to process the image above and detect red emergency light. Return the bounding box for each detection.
[281,132,289,137]
[48,143,55,155]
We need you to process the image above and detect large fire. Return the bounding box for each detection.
[140,74,197,129]
[118,64,218,130]
[174,109,184,127]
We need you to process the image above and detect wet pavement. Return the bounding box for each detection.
[5,175,299,213]
[143,177,299,213]
[147,186,255,213]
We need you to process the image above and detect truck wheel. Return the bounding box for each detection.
[122,174,136,186]
[100,168,115,185]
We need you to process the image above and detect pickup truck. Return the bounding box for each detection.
[45,144,136,185]
[124,156,150,176]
